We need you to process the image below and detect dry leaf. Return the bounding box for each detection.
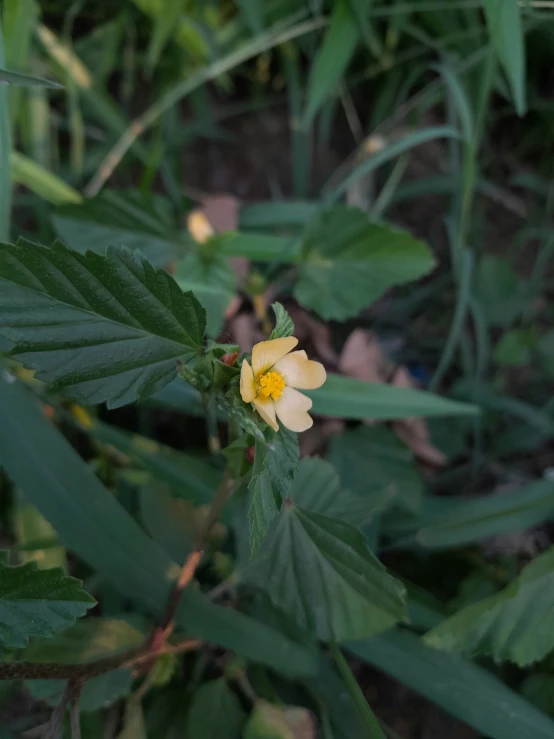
[299,418,344,457]
[229,312,259,353]
[288,306,338,366]
[339,330,446,466]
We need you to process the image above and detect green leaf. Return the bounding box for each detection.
[308,373,477,420]
[268,302,294,340]
[424,546,554,666]
[290,457,393,525]
[174,251,235,338]
[26,669,133,712]
[10,150,83,206]
[295,207,435,320]
[0,25,11,243]
[243,505,407,642]
[52,190,185,268]
[0,558,95,648]
[139,485,196,564]
[0,375,317,677]
[493,328,535,366]
[347,630,554,739]
[482,0,526,116]
[416,479,554,549]
[21,617,144,663]
[186,678,245,739]
[0,242,206,408]
[248,427,299,554]
[302,0,359,127]
[328,426,422,514]
[239,201,319,229]
[88,420,220,507]
[475,255,530,327]
[0,68,62,88]
[243,700,314,739]
[216,232,297,263]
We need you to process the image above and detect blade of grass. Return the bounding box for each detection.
[10,150,83,204]
[430,248,474,390]
[323,125,461,204]
[84,14,328,196]
[0,18,11,241]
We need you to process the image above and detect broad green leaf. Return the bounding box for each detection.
[88,420,220,507]
[348,630,554,739]
[308,373,477,420]
[302,0,359,127]
[416,480,554,549]
[0,242,206,408]
[0,557,95,648]
[52,190,184,268]
[148,376,205,415]
[0,376,317,677]
[328,426,422,514]
[424,546,554,666]
[186,678,245,739]
[248,427,299,554]
[493,328,534,366]
[290,457,393,525]
[294,206,436,320]
[482,0,526,116]
[174,251,235,338]
[26,669,133,712]
[139,485,198,564]
[10,150,83,205]
[0,68,61,88]
[21,617,144,663]
[217,232,297,262]
[269,302,294,340]
[243,505,407,642]
[244,700,315,739]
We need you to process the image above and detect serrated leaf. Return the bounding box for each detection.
[248,427,299,554]
[348,630,554,739]
[294,207,435,321]
[243,505,407,642]
[424,546,554,666]
[186,678,245,739]
[52,190,185,268]
[269,302,294,340]
[174,251,235,338]
[244,700,316,739]
[290,457,393,525]
[0,560,95,648]
[328,426,422,514]
[416,479,554,549]
[0,242,206,408]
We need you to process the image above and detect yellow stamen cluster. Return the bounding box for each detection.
[257,371,285,400]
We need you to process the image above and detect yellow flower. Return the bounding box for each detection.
[240,337,326,433]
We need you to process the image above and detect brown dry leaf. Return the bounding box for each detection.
[229,312,260,353]
[288,306,338,366]
[390,367,446,467]
[299,418,344,457]
[338,328,390,383]
[201,194,249,288]
[339,330,446,467]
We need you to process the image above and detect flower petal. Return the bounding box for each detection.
[253,396,278,431]
[251,337,298,376]
[273,351,327,390]
[240,360,257,402]
[274,386,313,433]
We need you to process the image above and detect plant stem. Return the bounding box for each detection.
[202,392,221,455]
[329,642,386,739]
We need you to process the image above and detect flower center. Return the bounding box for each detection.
[257,371,285,400]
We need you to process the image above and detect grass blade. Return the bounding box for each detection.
[0,19,11,241]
